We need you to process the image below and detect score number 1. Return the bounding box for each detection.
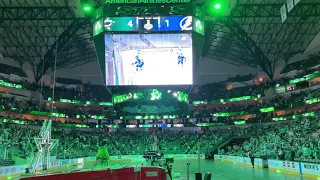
[165,20,169,27]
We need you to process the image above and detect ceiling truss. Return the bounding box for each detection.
[1,0,320,82]
[0,0,96,83]
[203,0,320,79]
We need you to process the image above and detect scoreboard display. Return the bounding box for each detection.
[99,16,192,32]
[93,2,205,87]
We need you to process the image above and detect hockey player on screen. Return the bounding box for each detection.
[132,51,144,72]
[177,52,186,67]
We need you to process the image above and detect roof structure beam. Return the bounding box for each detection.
[205,53,249,66]
[58,48,96,62]
[0,7,76,20]
[0,24,35,64]
[203,21,259,68]
[231,3,320,18]
[34,19,90,83]
[222,18,273,79]
[201,21,216,57]
[231,3,320,62]
[209,44,254,58]
[207,52,254,65]
[57,55,97,69]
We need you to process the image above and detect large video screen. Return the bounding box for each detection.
[104,33,193,86]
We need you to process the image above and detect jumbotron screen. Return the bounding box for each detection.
[104,33,193,86]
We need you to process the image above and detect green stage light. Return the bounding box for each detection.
[83,4,92,12]
[214,3,221,9]
[84,6,91,11]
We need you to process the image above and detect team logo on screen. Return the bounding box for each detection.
[95,21,102,30]
[144,20,153,30]
[104,18,115,30]
[180,16,192,31]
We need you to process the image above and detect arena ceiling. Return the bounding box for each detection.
[0,0,319,82]
[202,0,320,79]
[0,0,95,82]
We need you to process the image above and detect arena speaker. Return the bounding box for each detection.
[195,172,202,180]
[204,172,212,180]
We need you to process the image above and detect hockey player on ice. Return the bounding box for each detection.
[177,52,186,68]
[132,52,144,72]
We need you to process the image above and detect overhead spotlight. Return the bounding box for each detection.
[82,2,94,16]
[83,4,92,12]
[214,3,221,9]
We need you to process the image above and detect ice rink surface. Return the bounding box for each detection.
[120,49,192,85]
[13,159,314,180]
[105,33,193,85]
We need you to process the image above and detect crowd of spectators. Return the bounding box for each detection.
[0,122,238,163]
[1,55,320,168]
[2,76,319,122]
[0,54,319,105]
[107,130,153,155]
[192,86,320,118]
[189,82,268,101]
[158,130,201,154]
[281,54,320,74]
[220,120,320,163]
[1,117,319,168]
[41,84,112,103]
[0,123,120,161]
[0,93,112,120]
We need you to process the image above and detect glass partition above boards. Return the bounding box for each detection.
[102,16,193,32]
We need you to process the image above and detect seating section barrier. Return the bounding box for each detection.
[214,155,320,179]
[0,154,203,179]
[20,167,167,180]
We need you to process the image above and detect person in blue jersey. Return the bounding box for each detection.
[177,53,186,67]
[132,53,144,72]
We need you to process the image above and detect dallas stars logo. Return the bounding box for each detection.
[95,21,102,31]
[149,89,162,100]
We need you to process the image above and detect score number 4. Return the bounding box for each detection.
[128,20,133,27]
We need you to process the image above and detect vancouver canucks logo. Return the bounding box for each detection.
[180,16,192,31]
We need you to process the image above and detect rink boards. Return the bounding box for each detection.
[0,154,204,179]
[214,155,320,179]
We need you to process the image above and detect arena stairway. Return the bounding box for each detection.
[206,135,250,158]
[205,136,233,158]
[185,133,204,154]
[12,155,27,165]
[214,137,233,152]
[217,136,250,155]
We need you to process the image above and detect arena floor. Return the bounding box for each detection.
[14,160,313,180]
